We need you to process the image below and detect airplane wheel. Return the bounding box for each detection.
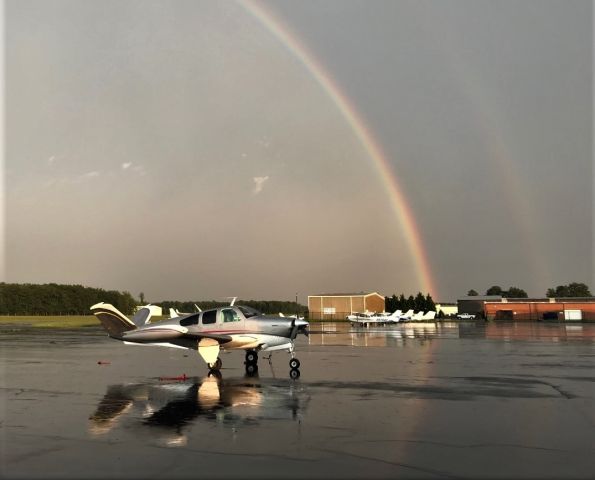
[289,368,300,379]
[289,358,300,369]
[245,350,258,364]
[208,370,222,379]
[245,363,258,375]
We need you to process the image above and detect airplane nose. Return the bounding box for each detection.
[289,317,309,339]
[295,318,309,337]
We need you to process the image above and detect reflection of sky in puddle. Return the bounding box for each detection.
[88,375,309,447]
[307,322,595,347]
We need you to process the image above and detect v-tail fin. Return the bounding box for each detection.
[91,302,137,337]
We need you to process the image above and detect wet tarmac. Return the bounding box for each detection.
[1,322,594,479]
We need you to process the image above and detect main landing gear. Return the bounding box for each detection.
[244,348,302,379]
[245,350,259,376]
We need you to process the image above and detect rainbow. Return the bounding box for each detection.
[409,4,552,289]
[241,0,438,297]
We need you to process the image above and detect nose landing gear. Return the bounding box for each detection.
[289,351,301,379]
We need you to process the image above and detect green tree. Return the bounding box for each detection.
[385,294,398,313]
[398,294,406,310]
[467,289,479,296]
[504,286,528,298]
[486,285,503,296]
[546,282,592,298]
[424,293,436,311]
[413,292,425,312]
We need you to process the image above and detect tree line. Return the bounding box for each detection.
[0,283,137,315]
[0,283,308,316]
[385,292,435,314]
[466,282,592,298]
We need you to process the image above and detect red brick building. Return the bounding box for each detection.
[484,298,595,321]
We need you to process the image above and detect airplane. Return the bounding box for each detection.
[347,309,402,325]
[90,301,309,376]
[398,309,415,321]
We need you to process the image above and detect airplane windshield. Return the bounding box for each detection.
[238,306,261,318]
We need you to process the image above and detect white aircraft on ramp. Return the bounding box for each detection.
[91,301,309,377]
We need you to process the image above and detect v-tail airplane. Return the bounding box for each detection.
[90,301,309,377]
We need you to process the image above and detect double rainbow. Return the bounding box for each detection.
[241,1,437,297]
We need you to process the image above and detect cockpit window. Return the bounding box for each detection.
[238,306,261,318]
[221,308,241,323]
[201,310,217,325]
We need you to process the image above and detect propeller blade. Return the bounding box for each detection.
[290,318,299,340]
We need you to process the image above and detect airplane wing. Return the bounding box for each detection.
[122,325,233,345]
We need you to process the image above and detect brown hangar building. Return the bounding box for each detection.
[308,292,386,320]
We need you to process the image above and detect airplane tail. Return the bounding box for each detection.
[132,305,153,326]
[91,302,137,337]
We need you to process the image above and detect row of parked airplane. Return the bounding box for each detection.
[347,309,437,325]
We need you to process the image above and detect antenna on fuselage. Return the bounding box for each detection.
[227,296,237,306]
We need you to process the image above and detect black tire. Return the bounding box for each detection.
[246,351,258,364]
[289,368,300,379]
[245,363,258,375]
[289,358,300,369]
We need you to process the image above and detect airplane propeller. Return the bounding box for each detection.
[290,318,309,340]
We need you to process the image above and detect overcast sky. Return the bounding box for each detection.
[4,0,593,303]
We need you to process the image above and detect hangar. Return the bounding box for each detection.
[308,292,385,320]
[457,296,595,321]
[484,298,595,321]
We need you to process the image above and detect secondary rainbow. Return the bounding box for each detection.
[241,0,438,297]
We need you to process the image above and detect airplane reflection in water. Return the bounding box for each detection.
[308,322,595,347]
[88,374,310,447]
[308,322,450,347]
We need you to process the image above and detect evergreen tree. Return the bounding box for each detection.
[424,293,436,311]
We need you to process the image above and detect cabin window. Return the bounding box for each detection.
[202,310,217,325]
[180,315,199,326]
[221,308,241,323]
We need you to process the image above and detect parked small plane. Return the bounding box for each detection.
[91,301,309,376]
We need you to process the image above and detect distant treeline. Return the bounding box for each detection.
[385,292,436,313]
[0,283,137,315]
[160,300,307,315]
[0,283,308,316]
